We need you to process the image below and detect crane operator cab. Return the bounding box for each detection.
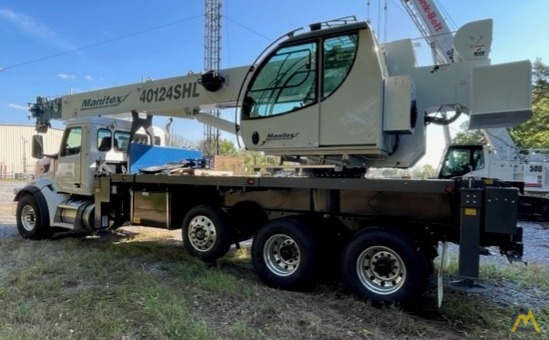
[239,18,532,170]
[240,21,417,169]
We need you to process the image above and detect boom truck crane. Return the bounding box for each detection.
[15,17,533,304]
[402,0,549,220]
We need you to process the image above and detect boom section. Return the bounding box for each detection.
[30,66,249,133]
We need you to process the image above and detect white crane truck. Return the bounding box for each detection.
[15,17,532,304]
[401,0,549,220]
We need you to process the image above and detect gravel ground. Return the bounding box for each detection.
[2,180,548,307]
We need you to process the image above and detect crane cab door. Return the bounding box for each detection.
[240,22,385,154]
[240,40,320,150]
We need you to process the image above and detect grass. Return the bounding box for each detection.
[0,228,547,339]
[0,230,247,339]
[431,253,549,339]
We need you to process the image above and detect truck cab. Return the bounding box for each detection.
[437,145,488,179]
[33,117,133,196]
[438,144,549,191]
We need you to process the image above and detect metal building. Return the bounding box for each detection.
[0,124,63,178]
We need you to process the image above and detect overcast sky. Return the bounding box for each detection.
[1,0,547,165]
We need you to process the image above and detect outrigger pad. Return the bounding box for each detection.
[448,279,488,294]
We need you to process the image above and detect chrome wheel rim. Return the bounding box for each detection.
[21,204,36,232]
[187,215,217,252]
[356,246,406,295]
[263,234,300,276]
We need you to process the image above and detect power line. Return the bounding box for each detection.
[224,16,272,41]
[0,14,202,73]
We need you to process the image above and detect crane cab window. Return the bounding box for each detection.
[243,32,358,119]
[60,127,82,157]
[244,42,317,117]
[323,35,358,98]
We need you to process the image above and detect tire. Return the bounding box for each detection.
[341,227,427,304]
[252,217,318,290]
[16,194,51,239]
[182,205,233,262]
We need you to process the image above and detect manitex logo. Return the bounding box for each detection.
[266,132,299,141]
[511,310,541,333]
[81,93,130,110]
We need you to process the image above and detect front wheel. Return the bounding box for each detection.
[182,205,233,262]
[16,194,51,239]
[341,227,427,304]
[252,217,318,290]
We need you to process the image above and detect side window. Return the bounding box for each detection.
[472,150,484,170]
[97,129,112,151]
[244,42,317,118]
[114,131,130,151]
[60,127,82,157]
[323,34,358,98]
[133,133,149,144]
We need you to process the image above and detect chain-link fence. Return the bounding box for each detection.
[0,180,20,238]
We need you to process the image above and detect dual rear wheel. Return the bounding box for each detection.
[253,220,427,303]
[181,204,428,303]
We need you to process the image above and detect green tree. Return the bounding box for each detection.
[218,139,238,156]
[451,124,485,145]
[511,59,549,148]
[241,151,280,175]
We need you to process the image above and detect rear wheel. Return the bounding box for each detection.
[252,217,318,290]
[182,205,233,262]
[341,227,427,304]
[16,194,51,239]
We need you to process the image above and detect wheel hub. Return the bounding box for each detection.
[356,246,406,295]
[21,205,36,232]
[264,234,300,276]
[195,228,206,240]
[372,254,399,280]
[279,242,297,261]
[188,215,217,252]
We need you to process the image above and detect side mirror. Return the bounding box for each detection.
[32,135,44,159]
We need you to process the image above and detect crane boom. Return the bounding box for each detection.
[401,0,455,64]
[30,66,250,134]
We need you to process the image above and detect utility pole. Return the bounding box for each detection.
[203,0,222,156]
[22,136,27,174]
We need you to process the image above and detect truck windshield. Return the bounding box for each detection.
[439,147,485,178]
